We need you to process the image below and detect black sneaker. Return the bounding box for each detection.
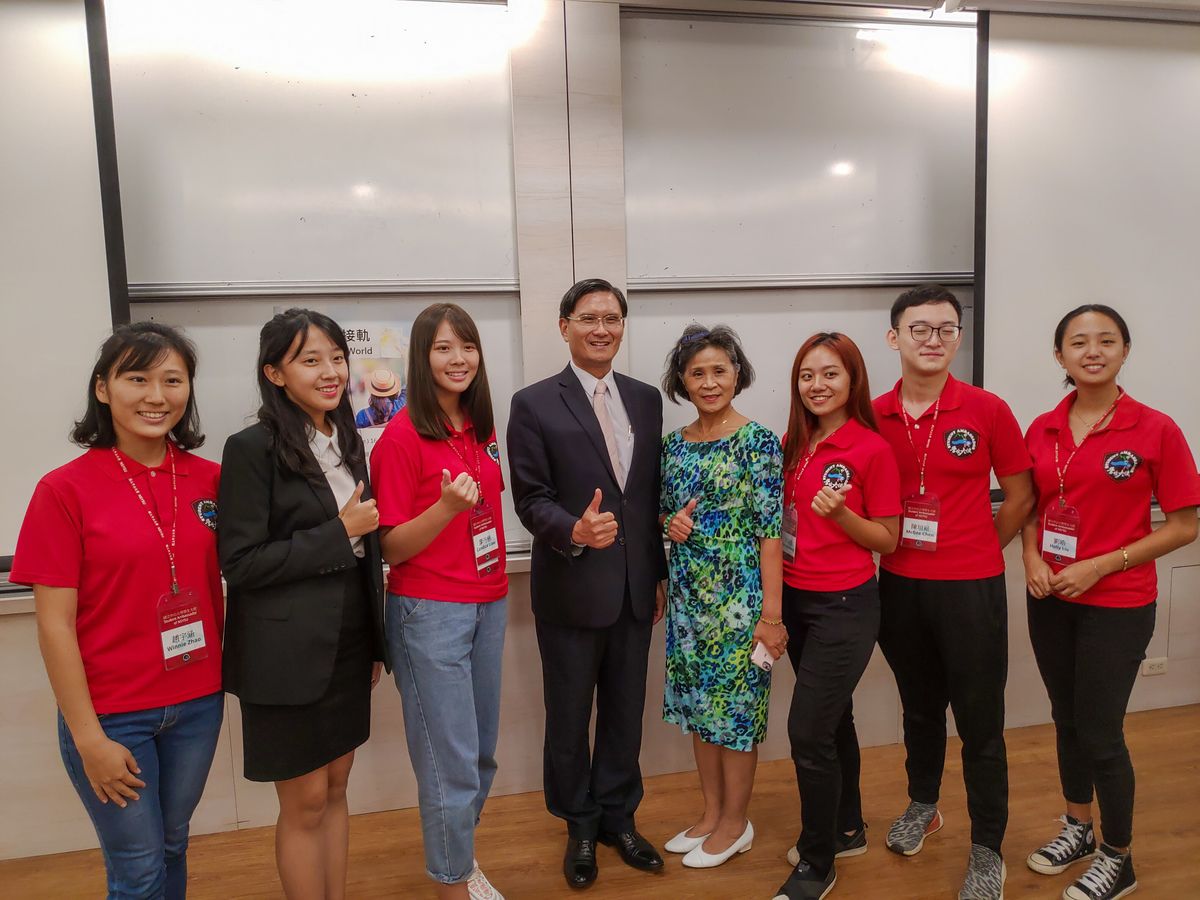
[773,859,837,900]
[1027,815,1097,875]
[1063,844,1137,900]
[786,824,867,866]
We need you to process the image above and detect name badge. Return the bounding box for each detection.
[782,504,799,563]
[900,494,940,551]
[470,502,500,577]
[1042,506,1081,565]
[158,589,208,670]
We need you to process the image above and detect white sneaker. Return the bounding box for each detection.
[467,861,505,900]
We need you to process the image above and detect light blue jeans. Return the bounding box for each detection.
[58,691,224,900]
[388,593,507,884]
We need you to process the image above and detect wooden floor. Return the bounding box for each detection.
[5,705,1198,899]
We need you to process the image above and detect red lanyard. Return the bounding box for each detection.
[112,444,180,594]
[444,429,484,505]
[1053,391,1123,508]
[786,438,827,508]
[898,395,941,495]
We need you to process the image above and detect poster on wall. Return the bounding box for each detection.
[342,322,410,461]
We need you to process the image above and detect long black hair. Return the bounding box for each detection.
[1053,303,1131,387]
[255,308,364,480]
[406,303,495,441]
[72,322,204,450]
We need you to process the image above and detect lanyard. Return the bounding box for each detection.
[444,429,484,505]
[112,444,180,594]
[786,438,828,508]
[1053,391,1123,508]
[898,395,941,495]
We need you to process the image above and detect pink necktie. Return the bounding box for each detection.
[593,380,624,485]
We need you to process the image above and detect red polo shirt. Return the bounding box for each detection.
[11,447,224,714]
[782,417,902,592]
[371,407,508,602]
[874,375,1032,580]
[1027,392,1200,608]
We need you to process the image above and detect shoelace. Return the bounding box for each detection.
[1041,816,1086,860]
[1076,853,1122,893]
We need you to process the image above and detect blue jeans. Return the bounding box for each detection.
[388,593,507,884]
[58,691,225,900]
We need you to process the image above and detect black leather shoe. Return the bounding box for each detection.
[564,838,598,889]
[598,829,665,871]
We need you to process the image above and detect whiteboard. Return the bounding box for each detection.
[621,13,977,282]
[133,294,528,548]
[984,14,1200,451]
[626,285,975,438]
[106,0,517,288]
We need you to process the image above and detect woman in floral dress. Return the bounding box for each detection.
[658,323,785,869]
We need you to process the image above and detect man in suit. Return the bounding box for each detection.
[507,278,668,889]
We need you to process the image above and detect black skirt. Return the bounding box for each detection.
[239,565,373,782]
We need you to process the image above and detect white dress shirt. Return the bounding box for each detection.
[308,424,365,558]
[570,361,635,487]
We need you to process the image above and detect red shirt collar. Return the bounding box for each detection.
[821,416,867,449]
[95,444,191,481]
[879,374,964,418]
[1043,389,1140,436]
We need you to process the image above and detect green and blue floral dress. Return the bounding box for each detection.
[660,421,783,751]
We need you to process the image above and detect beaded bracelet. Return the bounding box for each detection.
[760,618,783,626]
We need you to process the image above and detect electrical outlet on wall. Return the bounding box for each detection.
[1141,658,1168,676]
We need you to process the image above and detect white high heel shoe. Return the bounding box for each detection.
[662,830,705,854]
[665,829,711,854]
[681,821,754,868]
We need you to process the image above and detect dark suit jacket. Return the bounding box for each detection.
[218,422,388,706]
[507,365,668,628]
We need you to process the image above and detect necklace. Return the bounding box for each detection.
[1072,403,1113,428]
[689,415,730,442]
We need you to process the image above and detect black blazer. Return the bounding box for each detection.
[507,365,668,629]
[218,423,388,706]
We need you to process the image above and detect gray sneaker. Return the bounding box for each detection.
[959,844,1006,900]
[885,801,943,856]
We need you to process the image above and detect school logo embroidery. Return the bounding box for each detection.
[485,440,501,467]
[192,499,218,533]
[1104,450,1142,482]
[822,462,854,490]
[944,427,980,459]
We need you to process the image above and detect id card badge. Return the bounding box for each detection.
[470,502,500,577]
[781,504,799,563]
[900,494,940,551]
[158,589,208,670]
[1042,505,1081,565]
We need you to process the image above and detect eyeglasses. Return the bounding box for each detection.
[907,324,963,342]
[566,314,625,329]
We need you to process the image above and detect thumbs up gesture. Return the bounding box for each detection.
[338,481,379,537]
[811,483,851,521]
[665,497,697,543]
[571,488,619,549]
[439,469,480,514]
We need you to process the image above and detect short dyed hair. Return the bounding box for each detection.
[661,323,755,404]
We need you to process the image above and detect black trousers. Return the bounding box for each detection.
[877,571,1009,853]
[1026,593,1155,848]
[535,593,653,840]
[782,577,879,877]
